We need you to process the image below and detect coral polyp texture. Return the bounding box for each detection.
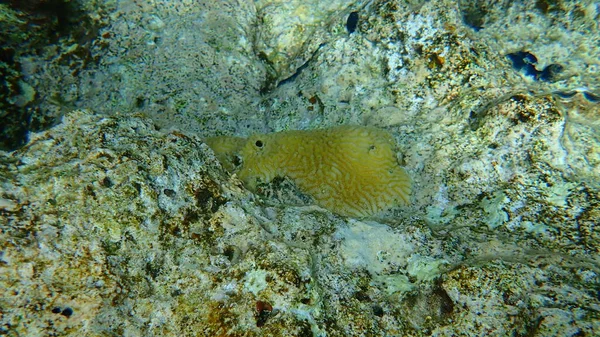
[207,126,411,217]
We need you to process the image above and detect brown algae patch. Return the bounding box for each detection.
[206,126,411,217]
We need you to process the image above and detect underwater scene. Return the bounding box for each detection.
[1,0,599,336]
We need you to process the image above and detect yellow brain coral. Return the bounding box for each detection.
[206,126,411,217]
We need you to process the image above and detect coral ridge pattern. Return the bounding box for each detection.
[207,126,411,217]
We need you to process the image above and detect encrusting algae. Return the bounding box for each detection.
[206,126,411,217]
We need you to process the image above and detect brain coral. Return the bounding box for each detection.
[206,126,411,217]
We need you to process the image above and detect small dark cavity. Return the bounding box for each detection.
[414,44,424,55]
[506,51,563,82]
[427,53,445,69]
[163,188,176,197]
[231,155,242,167]
[583,91,600,103]
[255,140,263,148]
[135,96,146,108]
[255,300,273,327]
[223,245,236,261]
[346,11,359,34]
[372,304,384,317]
[468,108,487,131]
[535,0,551,13]
[510,94,528,103]
[0,47,15,63]
[132,182,142,195]
[433,286,455,316]
[84,185,96,198]
[61,307,73,318]
[194,188,213,206]
[193,184,227,213]
[145,260,163,279]
[354,291,370,302]
[506,51,539,78]
[535,0,562,14]
[538,63,564,82]
[308,94,325,114]
[100,176,113,188]
[52,307,62,314]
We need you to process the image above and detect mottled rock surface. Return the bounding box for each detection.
[1,0,599,336]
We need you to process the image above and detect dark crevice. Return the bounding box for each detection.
[0,0,108,151]
[506,50,564,82]
[275,43,327,89]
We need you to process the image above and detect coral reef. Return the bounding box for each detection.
[208,126,411,217]
[1,0,599,336]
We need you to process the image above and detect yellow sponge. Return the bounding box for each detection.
[206,126,411,217]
